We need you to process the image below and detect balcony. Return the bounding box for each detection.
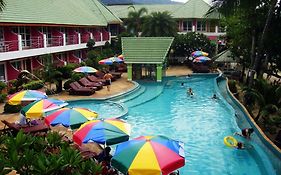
[0,32,111,62]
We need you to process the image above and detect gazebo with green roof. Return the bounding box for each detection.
[122,37,174,82]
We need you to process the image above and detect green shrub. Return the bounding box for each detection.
[22,80,44,90]
[57,64,78,79]
[63,79,75,90]
[0,93,7,103]
[8,87,17,94]
[4,103,22,113]
[71,73,84,81]
[0,81,7,91]
[228,80,237,93]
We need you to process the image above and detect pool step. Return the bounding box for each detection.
[109,85,146,103]
[126,84,164,108]
[108,83,141,101]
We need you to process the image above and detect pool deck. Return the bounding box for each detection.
[0,66,192,128]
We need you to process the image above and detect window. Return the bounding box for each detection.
[197,21,206,32]
[0,27,4,42]
[40,27,52,45]
[57,53,67,61]
[11,60,22,70]
[19,27,31,48]
[183,21,192,32]
[74,50,82,58]
[0,64,5,82]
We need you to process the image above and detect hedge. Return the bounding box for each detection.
[22,80,44,90]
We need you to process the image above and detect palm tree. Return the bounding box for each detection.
[209,0,279,85]
[125,6,148,36]
[141,11,177,37]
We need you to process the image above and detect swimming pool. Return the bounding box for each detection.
[69,75,277,174]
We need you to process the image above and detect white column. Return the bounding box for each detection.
[43,34,47,48]
[18,35,22,51]
[192,25,195,32]
[215,26,219,33]
[78,33,81,44]
[90,33,93,39]
[100,32,103,41]
[109,32,111,43]
[63,33,66,46]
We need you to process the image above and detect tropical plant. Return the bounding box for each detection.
[171,32,216,58]
[125,6,148,36]
[142,11,177,37]
[0,131,104,174]
[86,39,95,50]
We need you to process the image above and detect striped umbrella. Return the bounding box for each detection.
[20,98,68,119]
[45,107,98,129]
[73,118,131,146]
[73,66,98,73]
[112,135,185,175]
[191,51,209,58]
[193,56,211,63]
[118,54,124,60]
[8,90,48,105]
[99,57,124,65]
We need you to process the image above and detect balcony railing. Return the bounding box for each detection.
[31,37,44,48]
[0,40,19,52]
[0,31,111,53]
[66,35,79,45]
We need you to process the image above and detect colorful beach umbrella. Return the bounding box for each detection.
[73,66,98,73]
[73,118,131,146]
[20,98,68,119]
[111,135,185,175]
[193,56,211,63]
[191,51,209,58]
[99,57,124,65]
[8,90,48,105]
[45,107,98,129]
[118,55,124,60]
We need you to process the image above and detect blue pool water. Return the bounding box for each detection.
[69,76,276,174]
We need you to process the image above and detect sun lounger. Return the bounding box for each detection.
[86,75,106,85]
[94,71,116,82]
[79,77,103,90]
[71,143,102,160]
[1,120,50,135]
[69,82,95,96]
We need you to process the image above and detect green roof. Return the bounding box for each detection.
[214,50,237,63]
[107,0,220,19]
[122,37,174,64]
[0,0,121,26]
[172,0,220,19]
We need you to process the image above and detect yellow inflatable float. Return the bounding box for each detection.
[224,136,238,148]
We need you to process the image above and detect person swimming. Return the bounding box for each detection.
[234,128,254,139]
[187,88,194,96]
[212,94,217,99]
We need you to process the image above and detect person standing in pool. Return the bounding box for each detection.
[103,71,113,91]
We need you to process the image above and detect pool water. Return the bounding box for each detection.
[124,76,274,175]
[69,76,276,174]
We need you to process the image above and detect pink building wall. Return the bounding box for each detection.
[93,29,101,42]
[31,27,44,48]
[67,51,80,64]
[52,54,65,67]
[3,27,19,51]
[102,29,109,41]
[32,56,44,70]
[67,28,78,45]
[6,61,20,80]
[51,28,63,46]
